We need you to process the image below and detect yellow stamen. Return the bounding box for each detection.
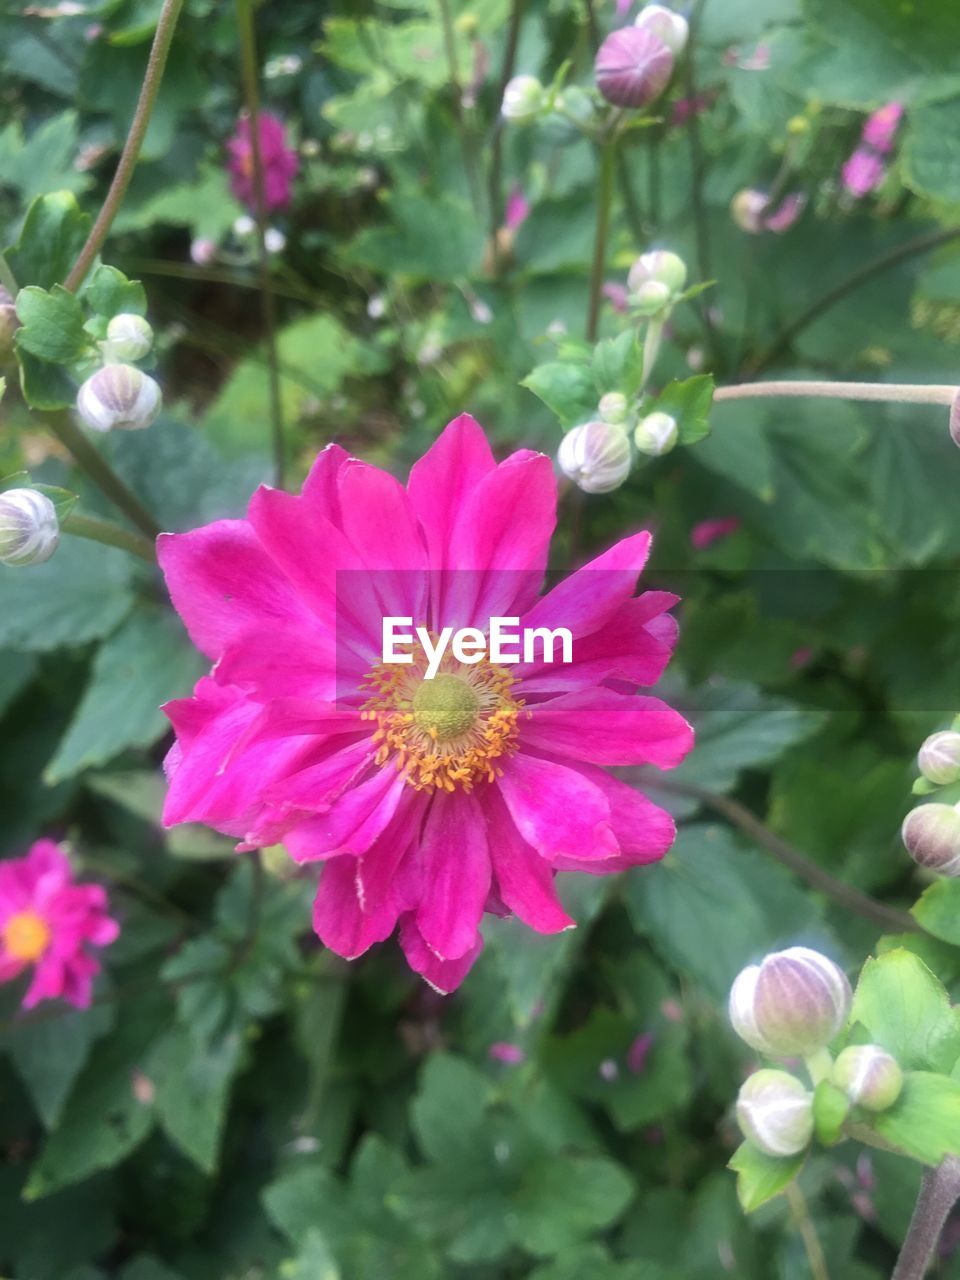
[2,909,51,962]
[360,635,524,793]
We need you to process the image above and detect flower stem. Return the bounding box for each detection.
[714,380,958,408]
[486,0,524,274]
[682,0,717,361]
[892,1157,960,1280]
[44,412,161,540]
[786,1182,831,1280]
[63,0,185,293]
[804,1047,834,1087]
[235,0,285,488]
[437,0,483,215]
[61,511,157,563]
[586,137,616,342]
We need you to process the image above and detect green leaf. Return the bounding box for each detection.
[45,608,205,782]
[0,113,90,203]
[911,878,960,945]
[850,949,960,1072]
[521,361,597,427]
[411,1054,492,1164]
[3,1002,114,1129]
[646,374,714,445]
[5,191,91,290]
[17,348,77,410]
[343,193,484,282]
[728,1141,804,1212]
[149,1025,243,1173]
[903,104,960,202]
[284,1230,342,1280]
[513,1154,635,1257]
[15,284,90,363]
[82,265,147,320]
[812,1080,850,1146]
[0,539,133,652]
[591,331,644,398]
[869,1071,960,1165]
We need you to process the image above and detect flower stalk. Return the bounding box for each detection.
[586,135,617,342]
[714,380,958,408]
[61,511,157,564]
[43,411,160,540]
[892,1157,960,1280]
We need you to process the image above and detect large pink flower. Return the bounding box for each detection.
[0,840,119,1009]
[226,111,299,212]
[158,416,693,992]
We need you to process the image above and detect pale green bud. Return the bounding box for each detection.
[598,391,629,425]
[633,411,678,456]
[76,364,162,433]
[831,1045,903,1112]
[104,313,153,362]
[501,75,545,123]
[0,488,59,567]
[558,421,631,493]
[918,731,960,786]
[736,1069,813,1157]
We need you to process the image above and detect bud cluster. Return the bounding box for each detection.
[75,310,161,435]
[900,723,960,878]
[0,488,60,568]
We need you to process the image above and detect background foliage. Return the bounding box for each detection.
[1,0,960,1276]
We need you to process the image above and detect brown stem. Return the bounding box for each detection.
[44,412,160,540]
[714,380,957,407]
[586,138,616,342]
[682,0,717,360]
[892,1157,960,1280]
[64,0,186,292]
[641,774,924,937]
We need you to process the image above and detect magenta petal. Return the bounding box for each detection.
[521,689,694,768]
[302,442,351,528]
[284,766,406,862]
[550,765,675,871]
[407,414,496,566]
[337,461,429,622]
[398,914,483,993]
[215,624,340,701]
[158,521,313,661]
[486,791,575,933]
[415,792,491,960]
[497,752,618,862]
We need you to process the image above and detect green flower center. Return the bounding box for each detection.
[412,673,481,742]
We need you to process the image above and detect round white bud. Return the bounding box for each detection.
[76,364,162,433]
[104,313,153,363]
[0,488,59,567]
[736,1069,814,1157]
[729,947,852,1058]
[558,421,632,494]
[634,411,678,457]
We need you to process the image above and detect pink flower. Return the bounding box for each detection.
[158,416,693,993]
[0,841,119,1009]
[842,148,885,198]
[861,102,902,154]
[489,1041,526,1064]
[690,516,740,550]
[505,186,531,232]
[628,1031,654,1073]
[226,111,299,213]
[602,281,629,313]
[731,189,805,235]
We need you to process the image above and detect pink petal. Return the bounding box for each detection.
[521,689,694,768]
[497,752,618,863]
[337,461,429,623]
[406,414,496,568]
[283,766,406,862]
[398,914,483,993]
[415,792,491,960]
[302,442,351,527]
[486,790,575,933]
[214,624,341,702]
[551,765,675,872]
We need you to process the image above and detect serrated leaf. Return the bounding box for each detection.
[149,1024,243,1173]
[3,1001,114,1129]
[82,265,147,320]
[850,949,960,1073]
[869,1071,960,1165]
[0,538,133,651]
[646,374,714,446]
[911,878,960,945]
[591,330,643,398]
[15,285,90,364]
[728,1141,804,1212]
[5,191,91,291]
[522,361,597,427]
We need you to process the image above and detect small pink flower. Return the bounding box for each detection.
[842,148,885,197]
[602,281,629,313]
[226,111,299,212]
[489,1041,526,1065]
[763,192,805,233]
[861,102,902,154]
[690,516,740,550]
[0,841,119,1010]
[158,416,693,994]
[628,1031,654,1074]
[505,186,531,232]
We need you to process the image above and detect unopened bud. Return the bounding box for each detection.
[501,75,545,123]
[736,1069,813,1157]
[634,411,678,457]
[918,731,960,786]
[634,4,689,56]
[0,488,59,567]
[628,249,687,301]
[104,313,153,362]
[729,947,852,1058]
[76,364,162,433]
[631,280,671,316]
[0,286,19,362]
[598,391,629,425]
[832,1045,903,1112]
[901,803,960,876]
[558,421,631,494]
[595,26,674,109]
[731,189,769,234]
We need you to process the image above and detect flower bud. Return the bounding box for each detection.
[628,249,687,298]
[0,286,19,362]
[729,947,852,1058]
[104,313,153,362]
[634,411,678,457]
[736,1069,813,1157]
[901,803,960,876]
[0,488,59,567]
[634,4,689,56]
[731,188,769,234]
[918,731,960,786]
[598,391,629,425]
[831,1045,903,1113]
[595,26,674,109]
[631,280,672,317]
[558,421,631,494]
[76,364,162,433]
[501,75,545,123]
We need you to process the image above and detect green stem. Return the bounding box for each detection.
[586,138,616,342]
[786,1183,831,1280]
[63,0,186,292]
[486,0,524,274]
[235,0,285,487]
[61,511,157,563]
[682,0,717,360]
[804,1047,834,1087]
[44,413,161,539]
[892,1157,960,1280]
[714,380,958,408]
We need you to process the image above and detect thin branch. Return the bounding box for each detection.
[586,138,616,341]
[714,379,957,408]
[236,0,286,487]
[62,510,157,563]
[44,412,161,540]
[682,0,717,360]
[892,1157,960,1280]
[641,774,924,937]
[786,1183,831,1280]
[437,0,483,214]
[742,226,960,378]
[64,0,186,292]
[487,0,524,274]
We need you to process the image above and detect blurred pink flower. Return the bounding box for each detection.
[764,192,805,233]
[723,43,770,71]
[861,102,903,155]
[505,186,531,231]
[227,111,299,212]
[628,1031,655,1073]
[670,93,712,126]
[842,148,885,197]
[489,1041,526,1065]
[789,646,814,671]
[158,416,693,993]
[0,840,119,1009]
[602,281,629,313]
[731,189,805,235]
[691,516,740,549]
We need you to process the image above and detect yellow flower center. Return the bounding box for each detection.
[361,643,524,792]
[2,909,51,962]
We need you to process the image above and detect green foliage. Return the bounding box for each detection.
[728,1142,805,1213]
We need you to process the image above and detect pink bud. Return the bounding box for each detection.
[902,804,960,876]
[488,1041,525,1065]
[691,516,740,550]
[595,26,674,109]
[729,947,851,1057]
[861,102,903,154]
[842,149,886,197]
[627,1032,654,1074]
